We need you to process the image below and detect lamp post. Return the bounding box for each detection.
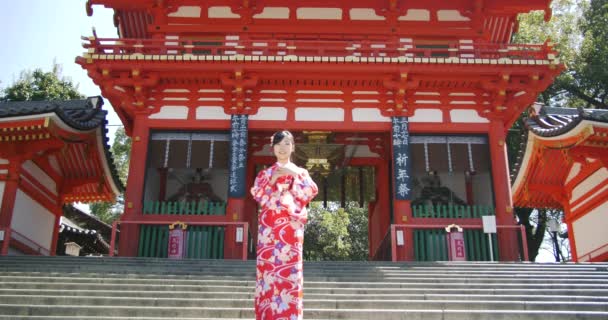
[547,219,561,262]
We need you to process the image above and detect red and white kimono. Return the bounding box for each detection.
[250,163,318,320]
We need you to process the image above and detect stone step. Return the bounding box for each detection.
[2,257,607,270]
[2,275,607,285]
[2,287,607,298]
[0,295,607,312]
[1,257,607,319]
[2,280,607,292]
[0,304,607,319]
[3,270,608,278]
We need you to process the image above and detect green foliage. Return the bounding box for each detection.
[514,0,607,109]
[89,127,131,224]
[304,202,368,261]
[1,64,83,101]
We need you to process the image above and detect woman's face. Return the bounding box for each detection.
[273,137,294,162]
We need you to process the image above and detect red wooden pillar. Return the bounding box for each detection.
[119,112,150,256]
[488,120,519,261]
[564,204,578,262]
[0,159,20,255]
[49,207,62,256]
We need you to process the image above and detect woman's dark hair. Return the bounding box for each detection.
[271,130,294,147]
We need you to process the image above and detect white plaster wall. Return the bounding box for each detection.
[352,108,390,122]
[249,107,287,121]
[21,160,56,195]
[0,181,5,211]
[410,109,443,123]
[168,6,201,18]
[573,201,608,260]
[0,158,8,175]
[571,167,608,204]
[565,163,582,184]
[149,106,189,119]
[295,108,343,121]
[450,109,489,123]
[10,189,54,253]
[196,107,231,120]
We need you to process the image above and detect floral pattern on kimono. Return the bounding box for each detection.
[251,163,318,320]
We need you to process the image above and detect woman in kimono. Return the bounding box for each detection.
[250,130,318,320]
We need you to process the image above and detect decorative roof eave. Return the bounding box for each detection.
[78,53,562,67]
[0,97,124,201]
[511,106,608,207]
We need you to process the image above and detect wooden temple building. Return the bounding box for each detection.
[77,0,563,261]
[512,106,608,262]
[0,98,123,255]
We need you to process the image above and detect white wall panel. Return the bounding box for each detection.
[450,109,489,123]
[0,181,5,211]
[196,107,231,120]
[352,108,390,122]
[249,107,287,121]
[295,108,343,121]
[571,167,608,204]
[573,201,608,261]
[21,161,56,195]
[10,189,54,254]
[410,109,442,123]
[149,106,189,119]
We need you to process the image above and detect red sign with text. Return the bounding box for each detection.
[447,231,467,261]
[168,228,187,259]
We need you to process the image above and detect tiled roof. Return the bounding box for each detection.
[0,97,124,192]
[524,106,608,137]
[510,105,608,185]
[0,97,106,130]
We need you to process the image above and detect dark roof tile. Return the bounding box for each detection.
[0,97,124,192]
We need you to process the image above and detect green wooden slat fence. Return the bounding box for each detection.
[137,225,225,259]
[412,204,495,218]
[143,201,227,216]
[413,228,498,261]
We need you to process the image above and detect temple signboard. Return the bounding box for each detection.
[392,117,411,200]
[229,115,248,198]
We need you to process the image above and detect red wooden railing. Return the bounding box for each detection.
[577,242,608,263]
[0,227,51,256]
[82,37,556,61]
[110,220,249,261]
[390,224,529,262]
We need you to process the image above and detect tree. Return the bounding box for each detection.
[1,64,83,101]
[89,127,131,224]
[304,202,368,261]
[514,0,607,109]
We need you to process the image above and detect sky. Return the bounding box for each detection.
[0,0,121,133]
[0,1,121,215]
[0,1,563,263]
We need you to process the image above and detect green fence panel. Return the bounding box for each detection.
[138,225,224,259]
[413,228,499,262]
[412,205,495,219]
[142,201,227,216]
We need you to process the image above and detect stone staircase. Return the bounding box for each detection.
[0,256,607,319]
